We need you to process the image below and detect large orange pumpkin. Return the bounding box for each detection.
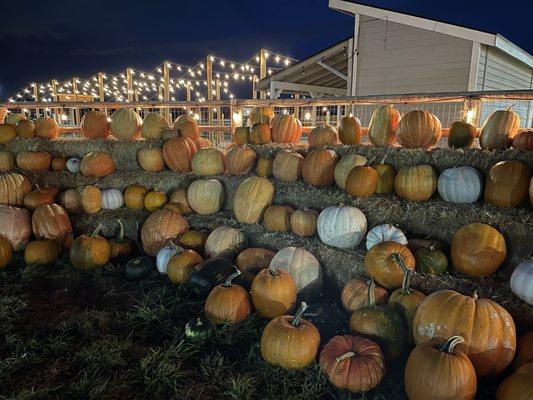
[250,122,271,144]
[271,114,302,143]
[70,225,111,269]
[225,145,256,174]
[110,108,142,140]
[394,165,437,202]
[0,205,31,250]
[80,151,116,177]
[16,151,52,171]
[24,239,61,266]
[140,209,189,256]
[496,363,533,400]
[368,105,400,146]
[161,137,197,172]
[302,149,338,187]
[204,270,252,324]
[35,117,60,139]
[80,110,110,139]
[191,147,226,175]
[167,249,203,284]
[32,203,73,248]
[338,116,363,145]
[397,110,442,149]
[176,119,200,142]
[480,109,520,150]
[307,124,340,147]
[345,165,379,198]
[251,266,297,319]
[290,208,318,237]
[364,241,415,289]
[272,150,304,182]
[0,172,32,206]
[484,160,530,207]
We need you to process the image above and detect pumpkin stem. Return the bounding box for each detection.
[223,269,241,287]
[439,336,465,354]
[91,224,103,238]
[116,219,125,242]
[365,157,376,167]
[472,291,479,301]
[196,317,203,326]
[291,302,308,327]
[336,351,356,363]
[379,155,387,164]
[267,266,279,277]
[393,253,413,295]
[167,240,183,254]
[366,280,376,307]
[506,104,515,111]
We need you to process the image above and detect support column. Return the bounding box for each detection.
[126,68,134,102]
[98,72,105,101]
[349,14,360,97]
[163,61,171,121]
[252,75,258,99]
[206,57,213,126]
[33,83,40,119]
[72,78,80,124]
[186,83,191,102]
[259,49,267,99]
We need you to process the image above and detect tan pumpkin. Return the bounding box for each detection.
[110,108,142,140]
[512,129,533,151]
[233,176,275,224]
[255,156,273,177]
[204,226,245,258]
[15,119,36,138]
[368,105,400,146]
[397,110,442,149]
[204,270,252,324]
[81,186,102,214]
[236,247,276,273]
[364,241,416,289]
[233,126,250,144]
[374,161,396,194]
[167,249,203,284]
[484,160,530,207]
[80,151,116,177]
[16,151,52,171]
[264,205,294,232]
[345,165,379,198]
[141,112,169,140]
[272,150,304,182]
[334,154,368,189]
[80,110,110,139]
[57,189,83,214]
[290,209,318,237]
[307,124,340,147]
[187,179,224,214]
[140,209,189,256]
[251,266,297,319]
[0,205,31,250]
[124,185,148,209]
[169,187,193,213]
[302,149,338,187]
[338,116,363,145]
[32,203,73,248]
[0,124,17,144]
[0,172,32,206]
[23,186,59,210]
[35,117,60,139]
[24,239,61,266]
[341,278,389,313]
[144,191,167,212]
[173,114,196,133]
[496,363,533,400]
[191,147,226,176]
[250,122,271,144]
[70,225,111,269]
[225,145,256,174]
[51,156,67,171]
[480,109,520,150]
[394,165,437,202]
[0,152,14,172]
[162,137,197,172]
[137,146,165,172]
[271,114,302,143]
[0,236,12,268]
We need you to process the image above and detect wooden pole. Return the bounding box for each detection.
[206,56,213,126]
[252,75,257,99]
[126,68,134,102]
[33,83,40,118]
[259,49,267,99]
[215,79,221,128]
[98,72,105,101]
[51,80,60,124]
[186,83,191,102]
[163,61,170,121]
[72,78,80,124]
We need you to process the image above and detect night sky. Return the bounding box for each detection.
[1,0,531,101]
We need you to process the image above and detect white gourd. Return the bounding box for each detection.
[156,244,181,274]
[204,226,245,258]
[334,154,368,189]
[365,223,408,250]
[437,166,483,204]
[510,259,533,305]
[186,179,224,215]
[66,157,81,173]
[101,189,124,210]
[317,205,367,248]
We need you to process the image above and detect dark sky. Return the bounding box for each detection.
[1,0,531,101]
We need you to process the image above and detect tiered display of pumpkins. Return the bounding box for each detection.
[0,104,532,399]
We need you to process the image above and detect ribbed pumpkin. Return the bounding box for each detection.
[32,204,73,248]
[397,110,442,149]
[205,270,252,324]
[0,237,12,268]
[233,176,274,224]
[345,165,379,198]
[0,172,31,206]
[169,187,193,213]
[236,247,276,273]
[57,189,83,214]
[70,225,111,269]
[480,109,520,150]
[35,117,60,139]
[173,114,197,137]
[319,335,385,393]
[178,230,209,254]
[271,114,302,143]
[124,185,148,209]
[338,116,363,145]
[308,124,340,147]
[272,150,304,182]
[24,239,61,266]
[101,189,124,210]
[368,105,400,146]
[264,205,294,232]
[415,247,448,275]
[290,208,318,237]
[225,145,256,174]
[141,209,188,256]
[255,156,273,177]
[16,151,52,171]
[375,162,396,194]
[176,119,200,141]
[141,112,169,140]
[394,165,437,202]
[23,186,59,210]
[341,278,389,313]
[0,151,14,171]
[405,336,477,400]
[81,186,102,214]
[167,249,203,284]
[251,266,297,319]
[334,154,367,189]
[0,124,17,144]
[513,129,533,151]
[204,226,245,258]
[109,220,135,259]
[233,126,249,144]
[80,110,110,139]
[51,156,67,171]
[451,223,506,277]
[144,191,167,212]
[15,119,36,138]
[413,290,516,377]
[0,205,31,250]
[365,223,407,250]
[496,363,533,400]
[110,108,142,140]
[137,146,165,172]
[187,179,224,214]
[317,205,367,248]
[80,151,116,177]
[365,241,415,289]
[437,166,483,204]
[448,120,477,148]
[4,113,26,126]
[302,149,338,187]
[249,122,271,144]
[484,160,530,207]
[510,259,533,305]
[162,137,197,172]
[191,147,226,175]
[249,106,275,125]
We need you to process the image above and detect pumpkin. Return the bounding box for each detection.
[0,124,17,144]
[80,110,110,139]
[16,151,52,171]
[205,270,252,324]
[168,187,193,213]
[319,335,385,393]
[451,223,506,277]
[0,151,14,171]
[81,186,102,214]
[161,137,197,172]
[32,204,73,248]
[334,154,368,189]
[205,226,245,258]
[510,259,533,305]
[349,280,406,358]
[345,165,379,198]
[110,108,142,140]
[397,110,442,149]
[233,176,274,224]
[368,105,400,146]
[437,166,483,204]
[496,363,533,400]
[484,160,530,207]
[394,165,437,202]
[144,191,167,212]
[365,241,415,289]
[415,247,448,275]
[156,242,181,274]
[249,122,271,144]
[177,120,200,141]
[365,223,407,250]
[124,256,153,280]
[35,117,60,139]
[264,205,294,232]
[448,120,477,148]
[187,179,224,215]
[80,151,116,177]
[405,336,477,400]
[269,247,323,299]
[23,186,59,210]
[178,230,208,254]
[101,189,124,210]
[137,146,165,172]
[5,113,26,126]
[185,316,215,341]
[57,189,83,214]
[290,208,318,237]
[307,124,340,147]
[255,156,273,177]
[338,116,363,145]
[109,219,135,259]
[317,205,367,248]
[513,129,533,151]
[374,161,396,194]
[124,185,148,209]
[303,303,348,344]
[233,126,249,144]
[341,278,389,313]
[15,119,36,138]
[0,172,31,206]
[0,205,31,250]
[141,112,169,140]
[514,332,533,369]
[168,249,203,284]
[236,247,276,273]
[251,266,297,319]
[66,157,81,173]
[24,239,60,266]
[272,150,304,182]
[249,106,275,125]
[188,252,238,296]
[414,290,516,376]
[480,109,520,150]
[140,209,189,256]
[51,156,67,171]
[191,147,226,175]
[271,114,302,143]
[302,149,338,187]
[0,237,12,268]
[261,302,321,369]
[225,145,256,174]
[70,225,111,269]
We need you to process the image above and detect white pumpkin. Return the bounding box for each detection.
[366,223,408,250]
[186,179,225,215]
[317,205,367,248]
[510,259,533,305]
[334,154,368,189]
[269,247,322,298]
[204,226,245,258]
[110,108,142,140]
[437,166,483,204]
[101,189,124,210]
[156,244,181,274]
[66,157,81,173]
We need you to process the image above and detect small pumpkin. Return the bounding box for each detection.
[236,247,276,273]
[233,176,274,224]
[81,186,102,214]
[302,149,338,187]
[144,191,167,212]
[367,105,400,146]
[66,157,81,173]
[0,205,31,250]
[0,237,12,268]
[397,110,442,149]
[437,166,483,204]
[32,203,73,248]
[70,225,111,270]
[365,241,415,289]
[15,119,36,138]
[484,160,530,207]
[345,165,379,198]
[124,185,148,209]
[169,187,193,213]
[249,122,271,144]
[272,150,304,182]
[307,124,340,147]
[109,219,135,259]
[251,266,297,319]
[167,249,203,284]
[334,154,367,189]
[480,109,520,150]
[80,151,116,177]
[510,259,533,305]
[365,223,407,250]
[496,363,533,400]
[271,114,303,143]
[35,117,60,139]
[178,230,209,254]
[0,172,31,206]
[162,137,197,172]
[341,278,389,313]
[317,205,367,248]
[23,186,59,211]
[124,256,153,280]
[140,209,189,256]
[205,270,252,324]
[110,108,142,140]
[415,247,448,275]
[255,156,273,177]
[233,126,250,144]
[80,110,110,139]
[16,151,52,171]
[0,124,18,144]
[513,129,533,151]
[448,120,477,148]
[338,116,363,145]
[101,189,124,210]
[0,151,14,171]
[225,145,256,174]
[185,316,215,341]
[51,156,67,171]
[374,161,396,194]
[264,205,294,232]
[137,145,165,172]
[191,147,226,176]
[141,112,169,140]
[24,239,60,266]
[57,189,83,214]
[187,179,224,215]
[290,208,318,237]
[394,164,438,202]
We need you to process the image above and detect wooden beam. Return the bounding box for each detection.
[317,60,347,81]
[259,49,267,99]
[97,73,105,101]
[270,81,346,96]
[468,42,481,91]
[350,13,360,96]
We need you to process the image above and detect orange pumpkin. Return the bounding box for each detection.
[140,209,189,256]
[225,145,256,174]
[513,129,533,151]
[394,165,437,202]
[255,156,273,177]
[0,124,17,144]
[250,122,271,144]
[162,137,197,172]
[81,186,102,214]
[204,270,252,324]
[338,116,363,145]
[24,239,61,266]
[191,147,226,176]
[251,266,297,319]
[51,156,67,171]
[368,105,400,146]
[236,247,276,273]
[271,114,302,143]
[272,150,304,182]
[374,162,396,194]
[290,208,318,237]
[124,185,148,209]
[484,160,530,207]
[177,120,200,141]
[178,230,209,254]
[80,110,110,139]
[23,186,59,210]
[15,119,36,138]
[233,126,250,144]
[341,278,389,313]
[480,109,520,150]
[397,110,442,149]
[32,203,73,248]
[364,241,415,289]
[35,117,60,139]
[144,191,167,212]
[514,332,533,370]
[0,237,12,268]
[302,149,338,187]
[16,151,52,171]
[0,172,31,206]
[70,225,111,269]
[137,146,165,172]
[109,219,135,258]
[345,165,379,198]
[167,249,203,284]
[0,205,31,250]
[264,205,294,232]
[80,151,116,177]
[496,363,533,400]
[57,189,83,214]
[0,151,14,171]
[307,124,340,147]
